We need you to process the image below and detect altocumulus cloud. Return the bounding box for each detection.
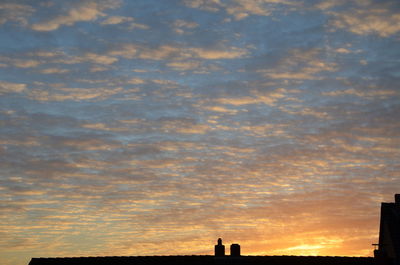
[0,1,399,265]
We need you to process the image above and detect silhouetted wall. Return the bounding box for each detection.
[29,255,375,265]
[375,194,400,265]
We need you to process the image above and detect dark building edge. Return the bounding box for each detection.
[29,255,375,265]
[374,194,400,265]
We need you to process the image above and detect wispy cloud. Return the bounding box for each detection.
[0,3,34,26]
[183,0,300,20]
[31,0,121,31]
[257,48,337,80]
[327,1,400,37]
[322,88,399,99]
[28,86,124,101]
[167,60,202,71]
[38,68,71,74]
[0,81,26,94]
[173,19,198,34]
[100,15,133,25]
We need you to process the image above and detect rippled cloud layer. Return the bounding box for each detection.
[1,1,399,265]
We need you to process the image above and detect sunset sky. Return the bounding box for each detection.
[1,1,400,265]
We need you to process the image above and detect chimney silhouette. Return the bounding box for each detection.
[230,243,240,256]
[214,238,225,256]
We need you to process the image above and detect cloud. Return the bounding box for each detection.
[30,51,62,57]
[63,137,122,151]
[173,19,198,34]
[99,15,149,30]
[173,19,198,29]
[39,68,70,74]
[82,122,128,132]
[0,137,40,147]
[0,81,26,94]
[335,48,352,54]
[0,50,118,73]
[257,48,337,80]
[0,3,34,26]
[51,51,118,65]
[204,105,238,114]
[279,106,331,119]
[109,44,138,59]
[160,118,211,134]
[0,56,41,68]
[322,88,398,99]
[28,86,123,101]
[1,100,396,259]
[225,0,273,20]
[1,0,399,262]
[212,88,294,107]
[167,60,201,71]
[13,60,41,68]
[128,22,150,30]
[182,0,222,12]
[31,1,120,31]
[83,53,118,65]
[89,66,109,72]
[313,0,346,10]
[126,78,146,85]
[101,15,133,25]
[110,44,179,60]
[328,2,400,37]
[139,45,181,60]
[188,47,248,59]
[110,43,248,60]
[183,0,300,20]
[214,96,260,106]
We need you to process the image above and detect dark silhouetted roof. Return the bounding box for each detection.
[375,195,400,264]
[29,255,375,265]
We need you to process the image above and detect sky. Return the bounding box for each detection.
[0,0,400,264]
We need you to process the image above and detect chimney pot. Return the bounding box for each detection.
[230,244,241,257]
[215,238,225,257]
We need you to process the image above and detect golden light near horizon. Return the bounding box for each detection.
[1,1,400,265]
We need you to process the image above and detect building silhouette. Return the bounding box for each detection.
[30,194,400,265]
[374,194,400,265]
[214,238,225,256]
[29,255,374,265]
[214,238,241,257]
[230,243,241,257]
